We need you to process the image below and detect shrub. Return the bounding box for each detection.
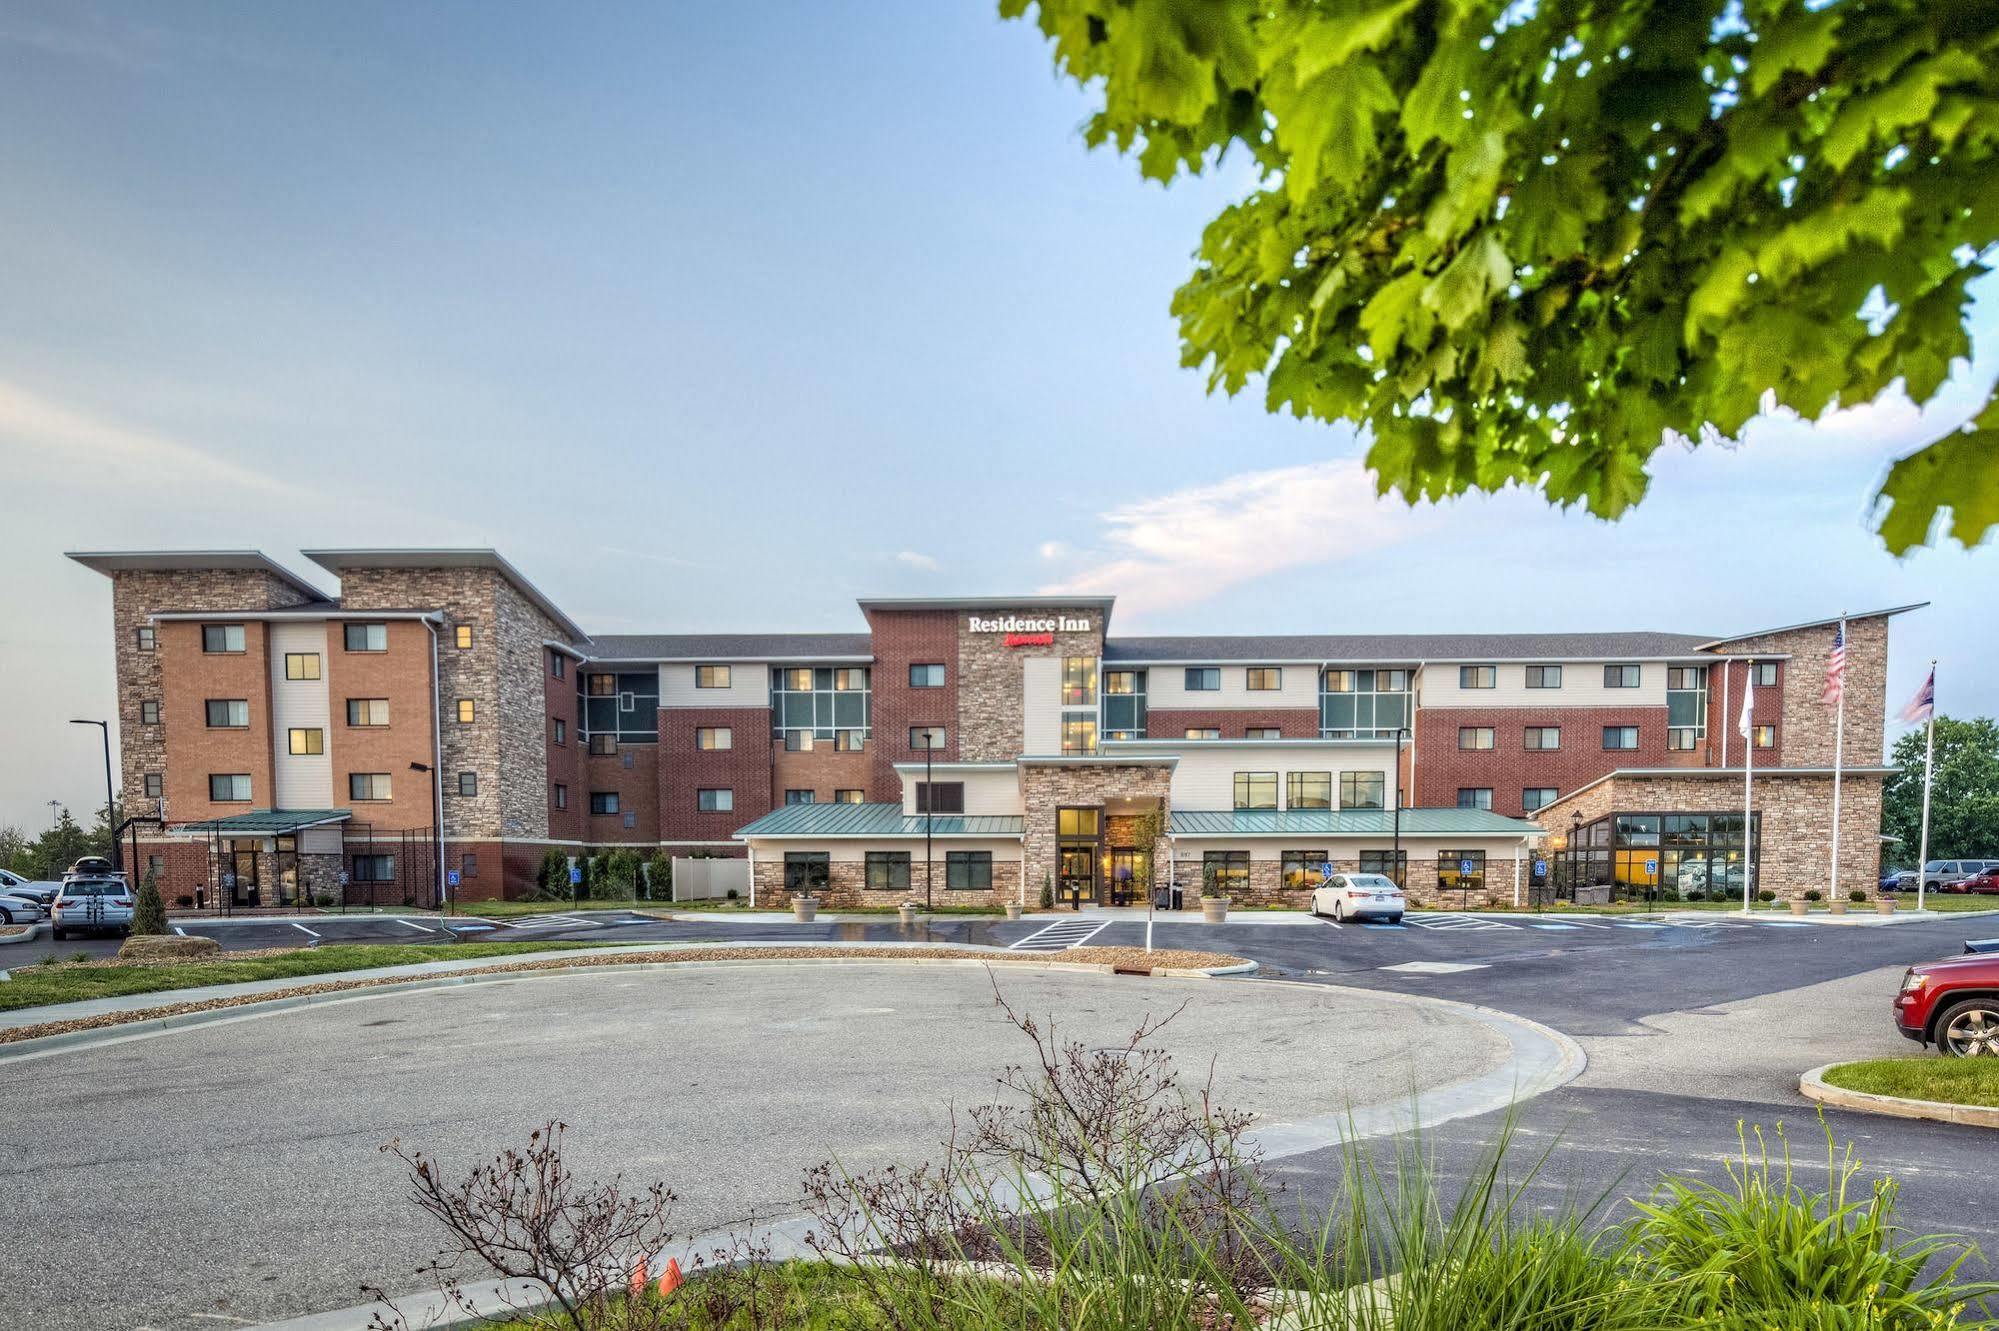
[131,870,168,935]
[1758,889,1777,902]
[1039,872,1054,909]
[1803,889,1822,902]
[642,853,671,900]
[725,887,739,901]
[533,848,568,899]
[1851,889,1868,903]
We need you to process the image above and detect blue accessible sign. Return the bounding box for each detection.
[569,865,582,885]
[1533,859,1547,876]
[1459,858,1475,876]
[1644,858,1659,876]
[446,869,461,888]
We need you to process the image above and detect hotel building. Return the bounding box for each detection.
[68,549,1911,910]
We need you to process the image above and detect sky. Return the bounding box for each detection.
[1,1,1993,831]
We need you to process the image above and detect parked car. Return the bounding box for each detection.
[1879,869,1917,893]
[1311,872,1406,924]
[1923,859,1999,893]
[1957,868,1999,896]
[50,876,135,939]
[0,868,61,908]
[63,855,119,880]
[0,891,47,924]
[1894,944,1999,1056]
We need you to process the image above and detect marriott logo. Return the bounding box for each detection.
[968,614,1092,634]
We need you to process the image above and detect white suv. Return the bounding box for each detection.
[51,877,136,939]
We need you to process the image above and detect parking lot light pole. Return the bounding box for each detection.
[70,719,118,874]
[409,762,443,910]
[1391,725,1408,889]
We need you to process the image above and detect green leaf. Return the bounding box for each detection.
[1402,33,1478,150]
[1272,58,1396,201]
[1423,231,1513,330]
[1286,0,1419,86]
[1873,403,1999,553]
[1359,270,1430,361]
[1749,7,1842,96]
[1683,247,1757,341]
[1823,49,1984,172]
[1756,187,1910,285]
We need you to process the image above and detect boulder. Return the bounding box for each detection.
[118,933,223,962]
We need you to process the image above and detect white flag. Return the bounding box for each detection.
[1737,667,1755,739]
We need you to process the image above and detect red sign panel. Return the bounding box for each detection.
[1004,632,1055,648]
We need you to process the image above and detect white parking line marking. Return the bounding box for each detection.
[1528,923,1580,930]
[172,925,187,936]
[390,918,436,933]
[1009,919,1110,952]
[289,922,321,938]
[1379,960,1489,974]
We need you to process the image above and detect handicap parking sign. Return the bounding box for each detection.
[1458,858,1475,875]
[446,869,461,887]
[569,865,582,885]
[1644,857,1658,876]
[1533,859,1546,876]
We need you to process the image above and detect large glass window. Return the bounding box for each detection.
[1102,670,1147,739]
[1232,771,1278,810]
[1320,668,1410,738]
[783,853,829,892]
[1062,656,1098,706]
[768,666,870,747]
[1202,850,1249,894]
[1666,665,1708,751]
[1360,849,1406,886]
[1552,810,1762,902]
[915,782,964,813]
[947,850,992,890]
[1438,850,1487,894]
[1281,850,1331,890]
[1056,807,1100,838]
[1340,771,1385,809]
[1286,771,1332,810]
[1060,715,1098,755]
[582,670,659,745]
[866,851,911,890]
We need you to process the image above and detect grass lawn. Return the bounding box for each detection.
[460,897,669,919]
[0,941,605,1013]
[1821,1057,1999,1108]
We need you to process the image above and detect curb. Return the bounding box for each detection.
[0,922,47,947]
[1799,1063,1999,1129]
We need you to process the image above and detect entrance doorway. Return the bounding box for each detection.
[1108,848,1150,906]
[1056,847,1096,909]
[228,844,262,908]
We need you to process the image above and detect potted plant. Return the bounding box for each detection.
[1005,899,1023,920]
[792,894,819,922]
[1876,893,1897,916]
[898,900,918,927]
[1829,888,1848,916]
[1201,892,1230,923]
[1790,890,1813,917]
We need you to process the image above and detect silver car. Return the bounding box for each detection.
[50,876,136,939]
[1924,860,1999,892]
[0,891,46,924]
[1311,872,1407,924]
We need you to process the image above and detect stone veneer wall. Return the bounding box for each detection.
[1018,761,1172,901]
[494,578,563,841]
[753,857,1023,909]
[1170,852,1504,909]
[1705,615,1889,767]
[956,612,1104,761]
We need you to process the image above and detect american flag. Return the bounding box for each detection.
[1822,623,1846,706]
[1899,667,1935,724]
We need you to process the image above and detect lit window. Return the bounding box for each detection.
[1525,665,1562,688]
[835,789,865,804]
[140,700,160,725]
[834,730,865,752]
[1339,771,1384,809]
[909,663,945,688]
[1604,664,1641,688]
[349,772,391,800]
[1459,727,1495,750]
[697,788,733,812]
[1246,667,1281,691]
[1438,851,1486,892]
[1060,715,1097,755]
[1184,667,1220,691]
[696,726,732,750]
[1459,665,1496,689]
[1061,656,1098,706]
[457,771,477,796]
[343,623,387,652]
[284,652,321,680]
[1286,771,1332,809]
[205,699,249,728]
[135,626,156,652]
[1185,727,1220,740]
[454,624,473,649]
[457,698,476,724]
[1457,788,1493,810]
[347,698,390,726]
[1282,850,1331,890]
[695,665,732,689]
[209,773,252,801]
[202,624,245,653]
[1753,724,1776,749]
[1232,771,1278,810]
[287,728,324,756]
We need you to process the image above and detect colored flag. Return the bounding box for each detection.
[1899,667,1935,725]
[1821,624,1846,706]
[1738,666,1755,738]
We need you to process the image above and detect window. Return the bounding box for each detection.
[1524,726,1561,750]
[460,853,478,879]
[1246,667,1282,691]
[457,772,477,796]
[695,665,732,689]
[1103,669,1147,740]
[589,733,618,755]
[1457,787,1493,810]
[916,782,965,814]
[772,666,870,747]
[1666,665,1707,752]
[866,851,911,891]
[1184,667,1220,691]
[589,791,620,815]
[349,772,391,801]
[1666,729,1700,751]
[1185,727,1220,740]
[1232,771,1278,810]
[284,652,321,681]
[1753,724,1776,749]
[202,624,245,653]
[1604,663,1641,688]
[1753,661,1778,686]
[1060,715,1098,755]
[1603,725,1640,750]
[783,852,829,892]
[1061,656,1097,706]
[347,698,389,727]
[1438,850,1486,893]
[1525,665,1562,689]
[1361,849,1407,886]
[910,725,945,750]
[1282,850,1331,890]
[552,783,568,810]
[287,728,324,756]
[550,651,567,680]
[1459,665,1496,689]
[140,700,160,725]
[697,788,733,812]
[1056,807,1100,837]
[205,698,249,728]
[834,730,866,751]
[909,663,945,688]
[835,788,865,804]
[136,625,156,652]
[1523,787,1559,811]
[947,850,992,890]
[143,773,163,799]
[454,624,473,649]
[146,853,165,881]
[622,750,635,770]
[587,673,617,696]
[1458,727,1495,750]
[785,789,816,805]
[784,730,814,752]
[1286,771,1332,810]
[1245,727,1282,740]
[1320,667,1411,738]
[1202,850,1249,893]
[343,623,387,652]
[551,718,567,745]
[351,854,395,883]
[457,698,476,724]
[696,726,732,750]
[1340,770,1385,809]
[208,773,251,801]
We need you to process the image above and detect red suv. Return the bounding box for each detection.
[1895,943,1999,1056]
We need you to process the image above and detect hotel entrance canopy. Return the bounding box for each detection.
[172,809,353,836]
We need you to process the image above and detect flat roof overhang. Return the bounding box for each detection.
[856,595,1115,613]
[66,550,327,601]
[170,809,353,836]
[300,548,589,642]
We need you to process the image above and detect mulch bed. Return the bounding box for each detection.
[0,945,1249,1047]
[0,925,28,938]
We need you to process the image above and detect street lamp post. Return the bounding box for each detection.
[1569,810,1583,902]
[923,733,934,911]
[409,762,443,910]
[70,719,118,874]
[1391,725,1408,889]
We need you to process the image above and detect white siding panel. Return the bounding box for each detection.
[1022,656,1060,755]
[742,836,1022,864]
[270,621,334,808]
[898,768,1024,816]
[1165,743,1398,810]
[1148,663,1322,711]
[660,662,772,708]
[1419,661,1668,709]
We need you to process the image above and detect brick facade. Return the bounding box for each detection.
[1414,704,1683,816]
[581,747,659,844]
[866,608,959,793]
[658,705,771,847]
[324,619,439,834]
[1147,707,1320,739]
[545,653,583,844]
[1707,616,1890,768]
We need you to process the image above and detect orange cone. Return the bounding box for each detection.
[657,1256,684,1298]
[629,1257,649,1297]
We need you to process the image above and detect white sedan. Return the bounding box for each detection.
[1311,873,1406,924]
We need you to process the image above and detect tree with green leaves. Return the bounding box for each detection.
[1001,0,1998,549]
[33,808,92,880]
[643,851,673,901]
[1882,715,1999,863]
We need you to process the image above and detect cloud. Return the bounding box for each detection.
[894,550,941,572]
[0,379,306,500]
[1040,458,1433,618]
[1037,540,1071,561]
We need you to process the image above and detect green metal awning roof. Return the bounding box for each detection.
[735,803,1024,840]
[173,808,353,835]
[1170,808,1541,838]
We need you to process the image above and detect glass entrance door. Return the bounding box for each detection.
[229,846,261,908]
[1109,849,1149,906]
[1056,847,1096,909]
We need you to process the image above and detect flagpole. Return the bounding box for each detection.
[1916,660,1936,914]
[1742,658,1755,914]
[1828,615,1847,902]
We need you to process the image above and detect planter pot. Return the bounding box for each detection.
[1876,898,1897,916]
[1200,895,1230,924]
[1005,902,1023,921]
[1789,900,1810,917]
[792,897,819,922]
[1830,900,1848,916]
[898,904,918,927]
